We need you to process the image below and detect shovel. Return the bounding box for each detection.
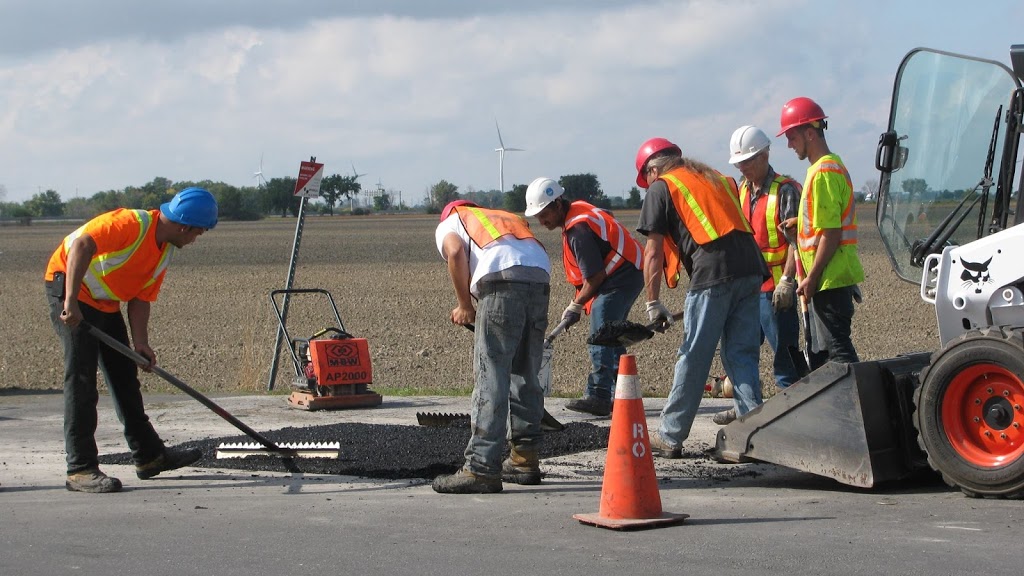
[587,312,685,347]
[81,321,339,459]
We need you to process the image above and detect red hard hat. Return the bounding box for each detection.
[634,137,681,188]
[777,97,828,137]
[440,200,477,221]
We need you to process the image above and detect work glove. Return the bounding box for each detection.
[645,300,674,332]
[561,301,583,330]
[772,276,796,310]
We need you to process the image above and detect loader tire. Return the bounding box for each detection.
[915,327,1024,499]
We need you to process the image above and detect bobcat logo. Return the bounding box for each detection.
[960,256,993,294]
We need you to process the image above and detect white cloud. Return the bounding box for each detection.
[0,0,1021,204]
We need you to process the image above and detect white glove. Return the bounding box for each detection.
[561,301,583,329]
[645,300,674,332]
[772,276,796,310]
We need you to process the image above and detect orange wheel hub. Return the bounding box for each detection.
[942,363,1024,467]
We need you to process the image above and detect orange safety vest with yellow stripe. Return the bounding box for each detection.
[740,175,798,292]
[797,154,864,290]
[659,167,751,288]
[454,205,537,248]
[44,208,174,313]
[561,201,644,312]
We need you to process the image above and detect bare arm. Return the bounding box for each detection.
[643,234,665,302]
[126,298,156,369]
[574,269,607,306]
[441,232,475,325]
[60,234,97,327]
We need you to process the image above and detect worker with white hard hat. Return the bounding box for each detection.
[525,177,644,417]
[711,125,810,425]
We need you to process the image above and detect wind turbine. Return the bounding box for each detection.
[253,153,268,188]
[494,120,524,193]
[350,162,367,181]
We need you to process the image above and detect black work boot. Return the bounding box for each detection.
[432,468,502,494]
[502,447,542,485]
[66,467,123,493]
[136,446,203,480]
[565,396,612,417]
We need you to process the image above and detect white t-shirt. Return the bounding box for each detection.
[435,214,551,297]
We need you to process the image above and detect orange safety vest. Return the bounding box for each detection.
[740,175,798,292]
[561,201,644,312]
[454,205,537,248]
[658,167,751,288]
[45,208,174,313]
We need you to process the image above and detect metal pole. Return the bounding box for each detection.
[267,193,308,390]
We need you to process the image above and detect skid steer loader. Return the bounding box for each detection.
[714,45,1024,498]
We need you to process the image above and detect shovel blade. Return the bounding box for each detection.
[587,320,656,347]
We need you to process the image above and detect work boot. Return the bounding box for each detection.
[565,396,612,417]
[66,468,122,493]
[502,447,542,485]
[136,446,203,480]
[712,409,737,425]
[432,468,502,494]
[648,430,682,459]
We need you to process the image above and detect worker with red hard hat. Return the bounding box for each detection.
[433,200,551,493]
[44,187,218,493]
[633,137,769,458]
[777,96,864,369]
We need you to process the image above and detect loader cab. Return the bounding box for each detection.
[876,47,1024,284]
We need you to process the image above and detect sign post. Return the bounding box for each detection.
[267,157,325,390]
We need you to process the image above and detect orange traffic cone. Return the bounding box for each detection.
[573,354,688,530]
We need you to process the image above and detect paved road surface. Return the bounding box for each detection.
[1,391,1020,576]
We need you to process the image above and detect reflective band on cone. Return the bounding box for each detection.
[573,354,689,530]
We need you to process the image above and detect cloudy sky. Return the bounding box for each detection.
[1,0,1021,206]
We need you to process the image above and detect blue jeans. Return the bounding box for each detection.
[46,282,164,474]
[465,281,549,477]
[584,272,645,401]
[758,292,809,389]
[659,275,763,446]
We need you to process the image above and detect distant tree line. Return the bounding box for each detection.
[425,173,644,215]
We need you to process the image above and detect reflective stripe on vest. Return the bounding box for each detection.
[797,158,858,253]
[456,206,536,248]
[659,168,751,288]
[740,175,793,291]
[75,210,171,301]
[561,201,643,310]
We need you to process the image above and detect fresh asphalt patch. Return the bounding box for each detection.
[100,421,610,479]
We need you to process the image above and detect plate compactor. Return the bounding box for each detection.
[271,289,382,411]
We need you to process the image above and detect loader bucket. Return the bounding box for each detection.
[714,353,932,488]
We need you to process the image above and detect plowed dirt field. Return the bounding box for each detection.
[0,205,935,398]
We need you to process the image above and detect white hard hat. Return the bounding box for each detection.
[524,177,564,217]
[728,125,771,164]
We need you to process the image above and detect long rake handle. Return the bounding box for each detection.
[82,321,280,451]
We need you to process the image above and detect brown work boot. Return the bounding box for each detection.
[136,446,203,480]
[502,447,542,485]
[648,430,682,459]
[432,468,502,494]
[712,409,737,425]
[66,468,122,493]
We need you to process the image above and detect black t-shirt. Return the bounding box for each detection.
[565,223,642,292]
[636,179,767,291]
